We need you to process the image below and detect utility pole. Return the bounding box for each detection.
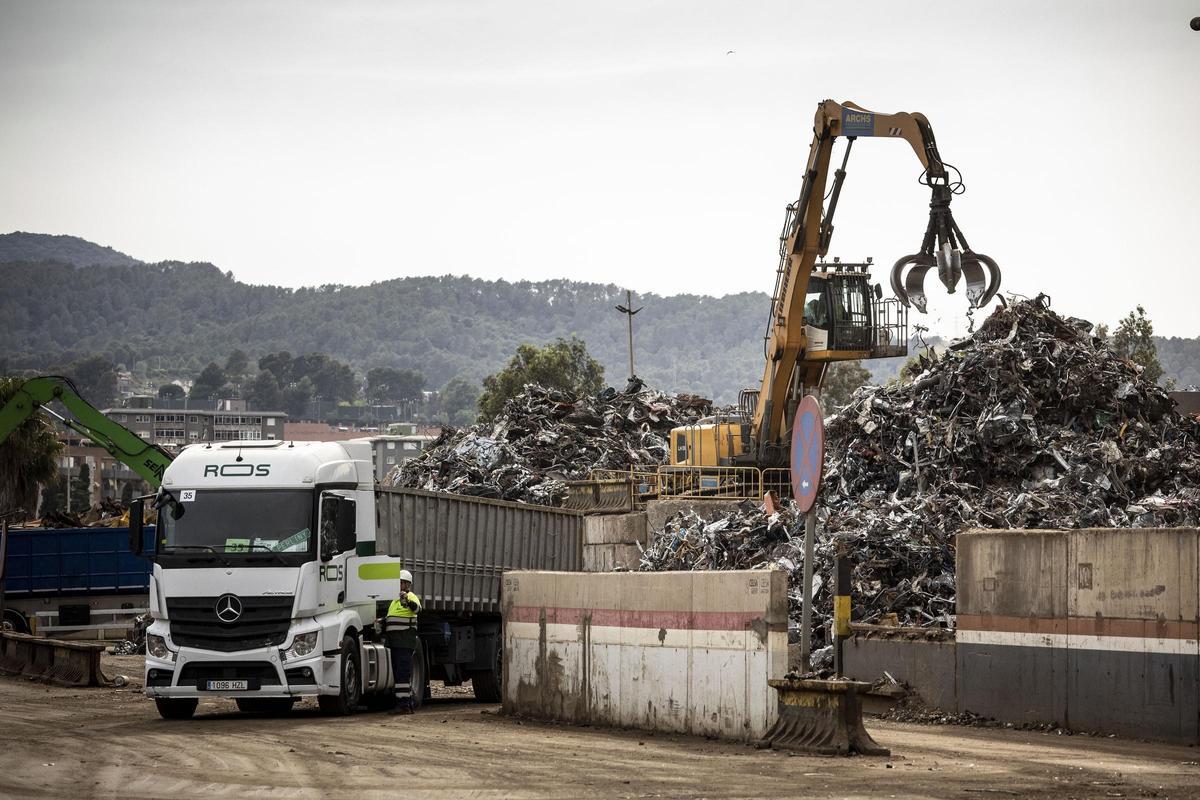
[614,290,643,381]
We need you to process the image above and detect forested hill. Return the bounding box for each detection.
[0,259,769,401]
[3,245,1197,400]
[0,232,141,267]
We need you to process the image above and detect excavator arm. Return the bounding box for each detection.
[751,100,1001,465]
[0,376,172,488]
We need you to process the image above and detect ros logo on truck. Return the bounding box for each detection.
[203,464,271,477]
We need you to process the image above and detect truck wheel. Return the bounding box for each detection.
[411,639,428,710]
[236,698,295,715]
[471,643,502,702]
[2,609,29,634]
[318,634,361,716]
[155,698,198,720]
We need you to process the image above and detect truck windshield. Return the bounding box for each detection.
[159,489,313,555]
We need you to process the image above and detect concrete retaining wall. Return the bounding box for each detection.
[957,528,1199,742]
[842,628,957,712]
[582,513,647,571]
[501,569,788,740]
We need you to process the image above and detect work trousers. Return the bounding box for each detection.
[391,646,414,709]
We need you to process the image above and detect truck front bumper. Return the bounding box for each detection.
[144,648,329,699]
[143,622,334,699]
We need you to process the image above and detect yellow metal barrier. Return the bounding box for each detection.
[761,468,793,500]
[587,467,794,505]
[655,465,762,501]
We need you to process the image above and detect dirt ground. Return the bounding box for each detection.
[0,655,1197,800]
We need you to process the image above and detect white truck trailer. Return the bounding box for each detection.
[131,439,581,720]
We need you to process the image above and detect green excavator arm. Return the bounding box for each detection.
[0,376,173,488]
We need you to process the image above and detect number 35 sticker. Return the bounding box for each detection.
[179,490,197,502]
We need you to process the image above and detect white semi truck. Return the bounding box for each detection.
[130,439,581,720]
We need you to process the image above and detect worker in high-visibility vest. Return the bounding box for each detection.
[385,569,422,714]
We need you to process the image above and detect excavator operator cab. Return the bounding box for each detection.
[803,260,907,357]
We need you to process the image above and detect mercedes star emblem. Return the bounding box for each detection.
[214,593,243,623]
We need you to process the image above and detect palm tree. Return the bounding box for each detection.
[0,377,62,516]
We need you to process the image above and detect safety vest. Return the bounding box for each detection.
[386,591,421,631]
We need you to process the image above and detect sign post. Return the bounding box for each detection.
[790,395,825,673]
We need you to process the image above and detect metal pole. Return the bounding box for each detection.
[614,291,643,382]
[626,290,635,379]
[834,543,851,676]
[800,506,816,672]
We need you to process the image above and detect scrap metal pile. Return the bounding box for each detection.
[640,296,1200,644]
[387,379,712,505]
[110,612,151,656]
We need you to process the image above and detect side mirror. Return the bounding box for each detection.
[129,498,144,556]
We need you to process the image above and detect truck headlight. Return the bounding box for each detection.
[283,632,318,660]
[147,634,173,661]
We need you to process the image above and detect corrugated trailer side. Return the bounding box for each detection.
[374,488,583,614]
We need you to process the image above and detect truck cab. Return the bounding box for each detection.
[136,440,404,719]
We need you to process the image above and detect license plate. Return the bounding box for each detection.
[205,680,249,691]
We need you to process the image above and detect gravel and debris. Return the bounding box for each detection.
[639,296,1200,645]
[387,378,712,505]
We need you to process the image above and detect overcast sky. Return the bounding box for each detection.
[2,0,1198,338]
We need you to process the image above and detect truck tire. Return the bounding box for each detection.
[318,634,362,716]
[411,639,428,710]
[2,609,29,634]
[471,643,502,702]
[155,698,198,720]
[235,698,295,715]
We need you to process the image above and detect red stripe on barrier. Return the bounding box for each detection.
[506,606,767,631]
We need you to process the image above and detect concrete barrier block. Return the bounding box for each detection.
[957,529,1068,724]
[842,634,957,712]
[502,569,786,741]
[957,529,1068,618]
[1065,529,1200,741]
[582,513,648,545]
[954,528,1200,744]
[582,543,643,572]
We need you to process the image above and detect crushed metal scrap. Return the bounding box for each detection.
[640,296,1200,646]
[386,378,712,505]
[110,612,151,656]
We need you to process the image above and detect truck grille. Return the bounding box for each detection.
[167,595,294,652]
[179,661,281,686]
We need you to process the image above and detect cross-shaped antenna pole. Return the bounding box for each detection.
[614,289,643,381]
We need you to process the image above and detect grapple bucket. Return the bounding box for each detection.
[891,249,1001,313]
[756,678,890,756]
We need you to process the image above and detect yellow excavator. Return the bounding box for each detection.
[672,100,1002,469]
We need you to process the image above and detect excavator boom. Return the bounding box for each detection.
[750,99,1001,466]
[0,376,173,489]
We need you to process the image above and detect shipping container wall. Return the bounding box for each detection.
[375,488,583,614]
[3,527,155,597]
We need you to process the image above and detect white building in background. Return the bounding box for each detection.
[369,434,435,481]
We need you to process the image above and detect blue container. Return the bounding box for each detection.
[3,526,154,597]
